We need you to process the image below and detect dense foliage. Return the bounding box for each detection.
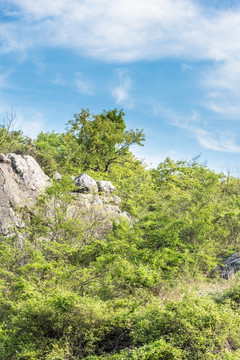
[1,109,240,359]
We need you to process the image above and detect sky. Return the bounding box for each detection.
[1,0,240,174]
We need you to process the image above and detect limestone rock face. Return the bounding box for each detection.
[73,193,129,223]
[0,153,49,234]
[0,156,130,235]
[72,174,128,224]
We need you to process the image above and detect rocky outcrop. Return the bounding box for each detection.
[0,153,49,234]
[0,154,129,235]
[65,173,128,227]
[73,173,128,222]
[74,174,116,195]
[73,193,129,220]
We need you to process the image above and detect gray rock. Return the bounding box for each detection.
[110,195,121,205]
[0,154,10,163]
[74,193,130,223]
[119,211,131,220]
[218,253,240,279]
[54,171,62,181]
[75,173,98,193]
[92,196,104,207]
[0,153,49,234]
[97,180,115,194]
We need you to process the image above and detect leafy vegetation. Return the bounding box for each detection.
[1,109,240,359]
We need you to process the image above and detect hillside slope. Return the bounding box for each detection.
[1,111,240,359]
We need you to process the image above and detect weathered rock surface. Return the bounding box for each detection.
[0,155,130,235]
[75,173,98,193]
[73,174,129,223]
[110,195,121,205]
[217,253,240,279]
[78,193,128,218]
[97,180,116,194]
[0,153,49,234]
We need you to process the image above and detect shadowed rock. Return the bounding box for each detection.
[218,253,240,279]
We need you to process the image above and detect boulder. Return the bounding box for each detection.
[53,171,62,181]
[75,173,98,193]
[218,253,240,279]
[0,153,49,234]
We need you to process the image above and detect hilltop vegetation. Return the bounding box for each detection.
[1,109,240,359]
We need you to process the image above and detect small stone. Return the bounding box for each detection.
[54,171,62,181]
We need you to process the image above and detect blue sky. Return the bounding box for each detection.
[1,0,240,174]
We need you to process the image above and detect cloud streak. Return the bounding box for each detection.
[111,69,133,107]
[74,72,94,95]
[157,106,240,153]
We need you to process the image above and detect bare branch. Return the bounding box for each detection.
[0,107,17,148]
[3,106,17,132]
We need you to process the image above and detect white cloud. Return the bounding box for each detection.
[193,128,240,153]
[203,99,240,119]
[111,69,133,106]
[158,106,240,153]
[3,0,240,139]
[0,0,239,62]
[3,0,240,103]
[0,104,45,138]
[0,71,11,88]
[74,72,94,95]
[181,63,194,71]
[12,111,46,138]
[200,57,240,119]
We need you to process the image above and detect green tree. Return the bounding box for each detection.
[140,157,240,277]
[65,109,145,172]
[33,131,68,175]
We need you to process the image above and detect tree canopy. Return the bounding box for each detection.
[65,108,145,172]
